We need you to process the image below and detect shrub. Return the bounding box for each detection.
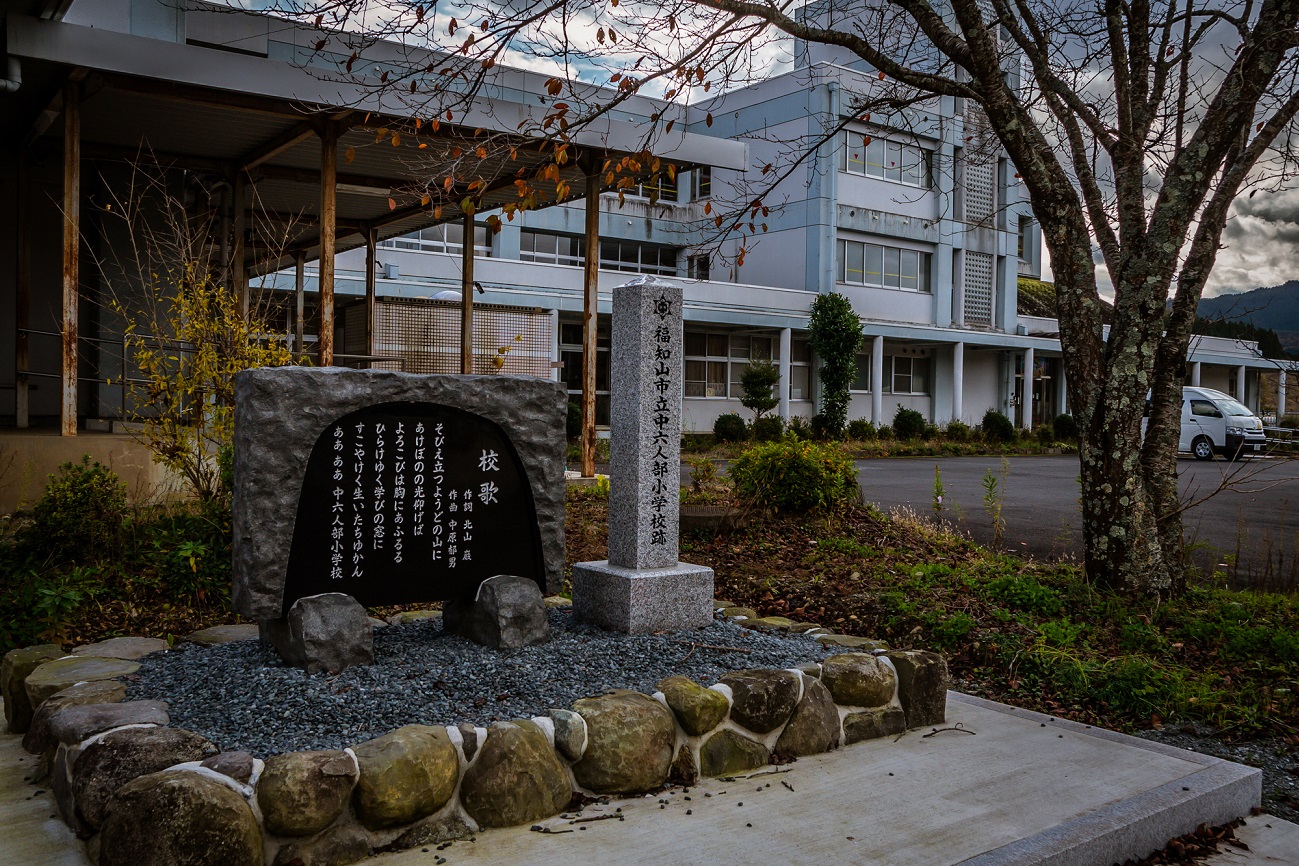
[923,422,940,440]
[787,416,810,440]
[810,413,834,441]
[807,292,863,439]
[1053,413,1079,442]
[566,401,582,439]
[1279,414,1299,429]
[945,420,971,441]
[752,416,785,442]
[846,419,876,440]
[1035,424,1056,445]
[23,457,128,564]
[728,439,858,512]
[893,405,926,440]
[713,413,749,443]
[876,425,895,440]
[981,409,1016,443]
[739,361,781,421]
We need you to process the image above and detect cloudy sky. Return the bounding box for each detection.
[1209,187,1299,295]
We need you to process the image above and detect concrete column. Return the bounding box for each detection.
[952,342,964,423]
[1022,347,1035,429]
[1057,365,1068,416]
[1190,361,1201,386]
[871,335,884,424]
[778,327,792,421]
[460,211,475,375]
[1279,370,1287,419]
[1236,365,1246,403]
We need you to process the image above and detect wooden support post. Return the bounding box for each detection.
[294,252,305,357]
[15,151,30,429]
[460,210,475,374]
[365,225,377,367]
[232,171,248,318]
[318,124,338,366]
[61,81,81,437]
[581,172,599,477]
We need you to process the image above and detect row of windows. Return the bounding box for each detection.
[838,239,932,292]
[851,355,931,396]
[685,331,813,401]
[520,231,679,276]
[607,168,712,204]
[840,132,933,188]
[378,223,491,255]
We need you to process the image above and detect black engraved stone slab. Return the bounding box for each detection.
[283,401,543,612]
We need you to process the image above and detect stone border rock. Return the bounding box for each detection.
[3,609,948,866]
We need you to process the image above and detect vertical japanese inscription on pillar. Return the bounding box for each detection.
[648,295,674,549]
[284,401,542,613]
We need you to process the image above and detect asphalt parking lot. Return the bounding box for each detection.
[858,454,1299,589]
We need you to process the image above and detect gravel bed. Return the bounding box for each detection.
[125,610,831,757]
[1135,725,1299,823]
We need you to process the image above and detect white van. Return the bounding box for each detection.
[1180,387,1266,460]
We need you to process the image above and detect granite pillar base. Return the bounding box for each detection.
[570,560,714,634]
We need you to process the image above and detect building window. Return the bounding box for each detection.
[620,176,679,203]
[891,356,930,395]
[838,239,931,292]
[851,355,871,392]
[520,231,585,266]
[691,167,712,200]
[378,223,491,256]
[839,132,933,188]
[599,240,679,276]
[1018,216,1033,259]
[683,330,788,399]
[687,254,711,280]
[559,321,611,425]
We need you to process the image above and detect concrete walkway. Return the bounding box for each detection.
[1,693,1285,866]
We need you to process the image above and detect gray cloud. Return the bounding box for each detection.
[1206,186,1299,296]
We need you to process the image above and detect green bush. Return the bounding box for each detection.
[892,405,926,440]
[787,416,810,440]
[846,419,876,440]
[981,409,1016,443]
[945,420,971,441]
[1036,424,1056,445]
[1053,413,1079,442]
[810,413,834,441]
[23,456,127,564]
[876,425,895,441]
[807,292,863,439]
[752,416,785,442]
[739,361,781,421]
[1279,414,1299,429]
[923,422,940,440]
[728,438,858,512]
[713,413,749,443]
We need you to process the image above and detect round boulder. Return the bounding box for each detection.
[24,656,139,712]
[258,750,357,836]
[699,729,769,777]
[72,726,218,830]
[98,770,261,866]
[774,676,840,757]
[656,676,729,736]
[23,680,125,758]
[2,644,64,734]
[459,720,571,828]
[571,690,675,794]
[820,653,897,708]
[718,669,801,734]
[351,725,459,830]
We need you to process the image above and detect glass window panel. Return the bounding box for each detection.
[883,247,901,288]
[446,222,464,246]
[730,336,750,359]
[620,243,638,265]
[899,250,920,291]
[595,395,610,427]
[561,350,583,391]
[919,253,932,292]
[844,240,864,284]
[791,340,811,363]
[685,332,707,356]
[893,356,912,394]
[560,323,582,345]
[886,141,903,181]
[752,337,772,361]
[864,244,884,285]
[790,366,810,400]
[852,355,871,391]
[882,356,893,393]
[729,362,745,393]
[520,231,536,254]
[866,138,885,176]
[595,351,610,391]
[902,146,922,186]
[844,132,866,174]
[707,361,727,397]
[685,360,707,397]
[914,357,930,394]
[707,334,728,357]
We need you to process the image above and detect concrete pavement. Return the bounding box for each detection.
[0,694,1281,866]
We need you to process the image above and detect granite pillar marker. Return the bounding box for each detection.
[572,277,714,633]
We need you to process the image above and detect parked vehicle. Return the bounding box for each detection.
[1179,387,1266,460]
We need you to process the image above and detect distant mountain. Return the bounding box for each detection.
[1198,280,1299,355]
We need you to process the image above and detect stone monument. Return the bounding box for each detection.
[233,369,566,667]
[571,276,715,633]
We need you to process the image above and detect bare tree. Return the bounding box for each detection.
[236,0,1299,594]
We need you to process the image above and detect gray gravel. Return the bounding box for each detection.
[1135,725,1299,824]
[124,610,830,757]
